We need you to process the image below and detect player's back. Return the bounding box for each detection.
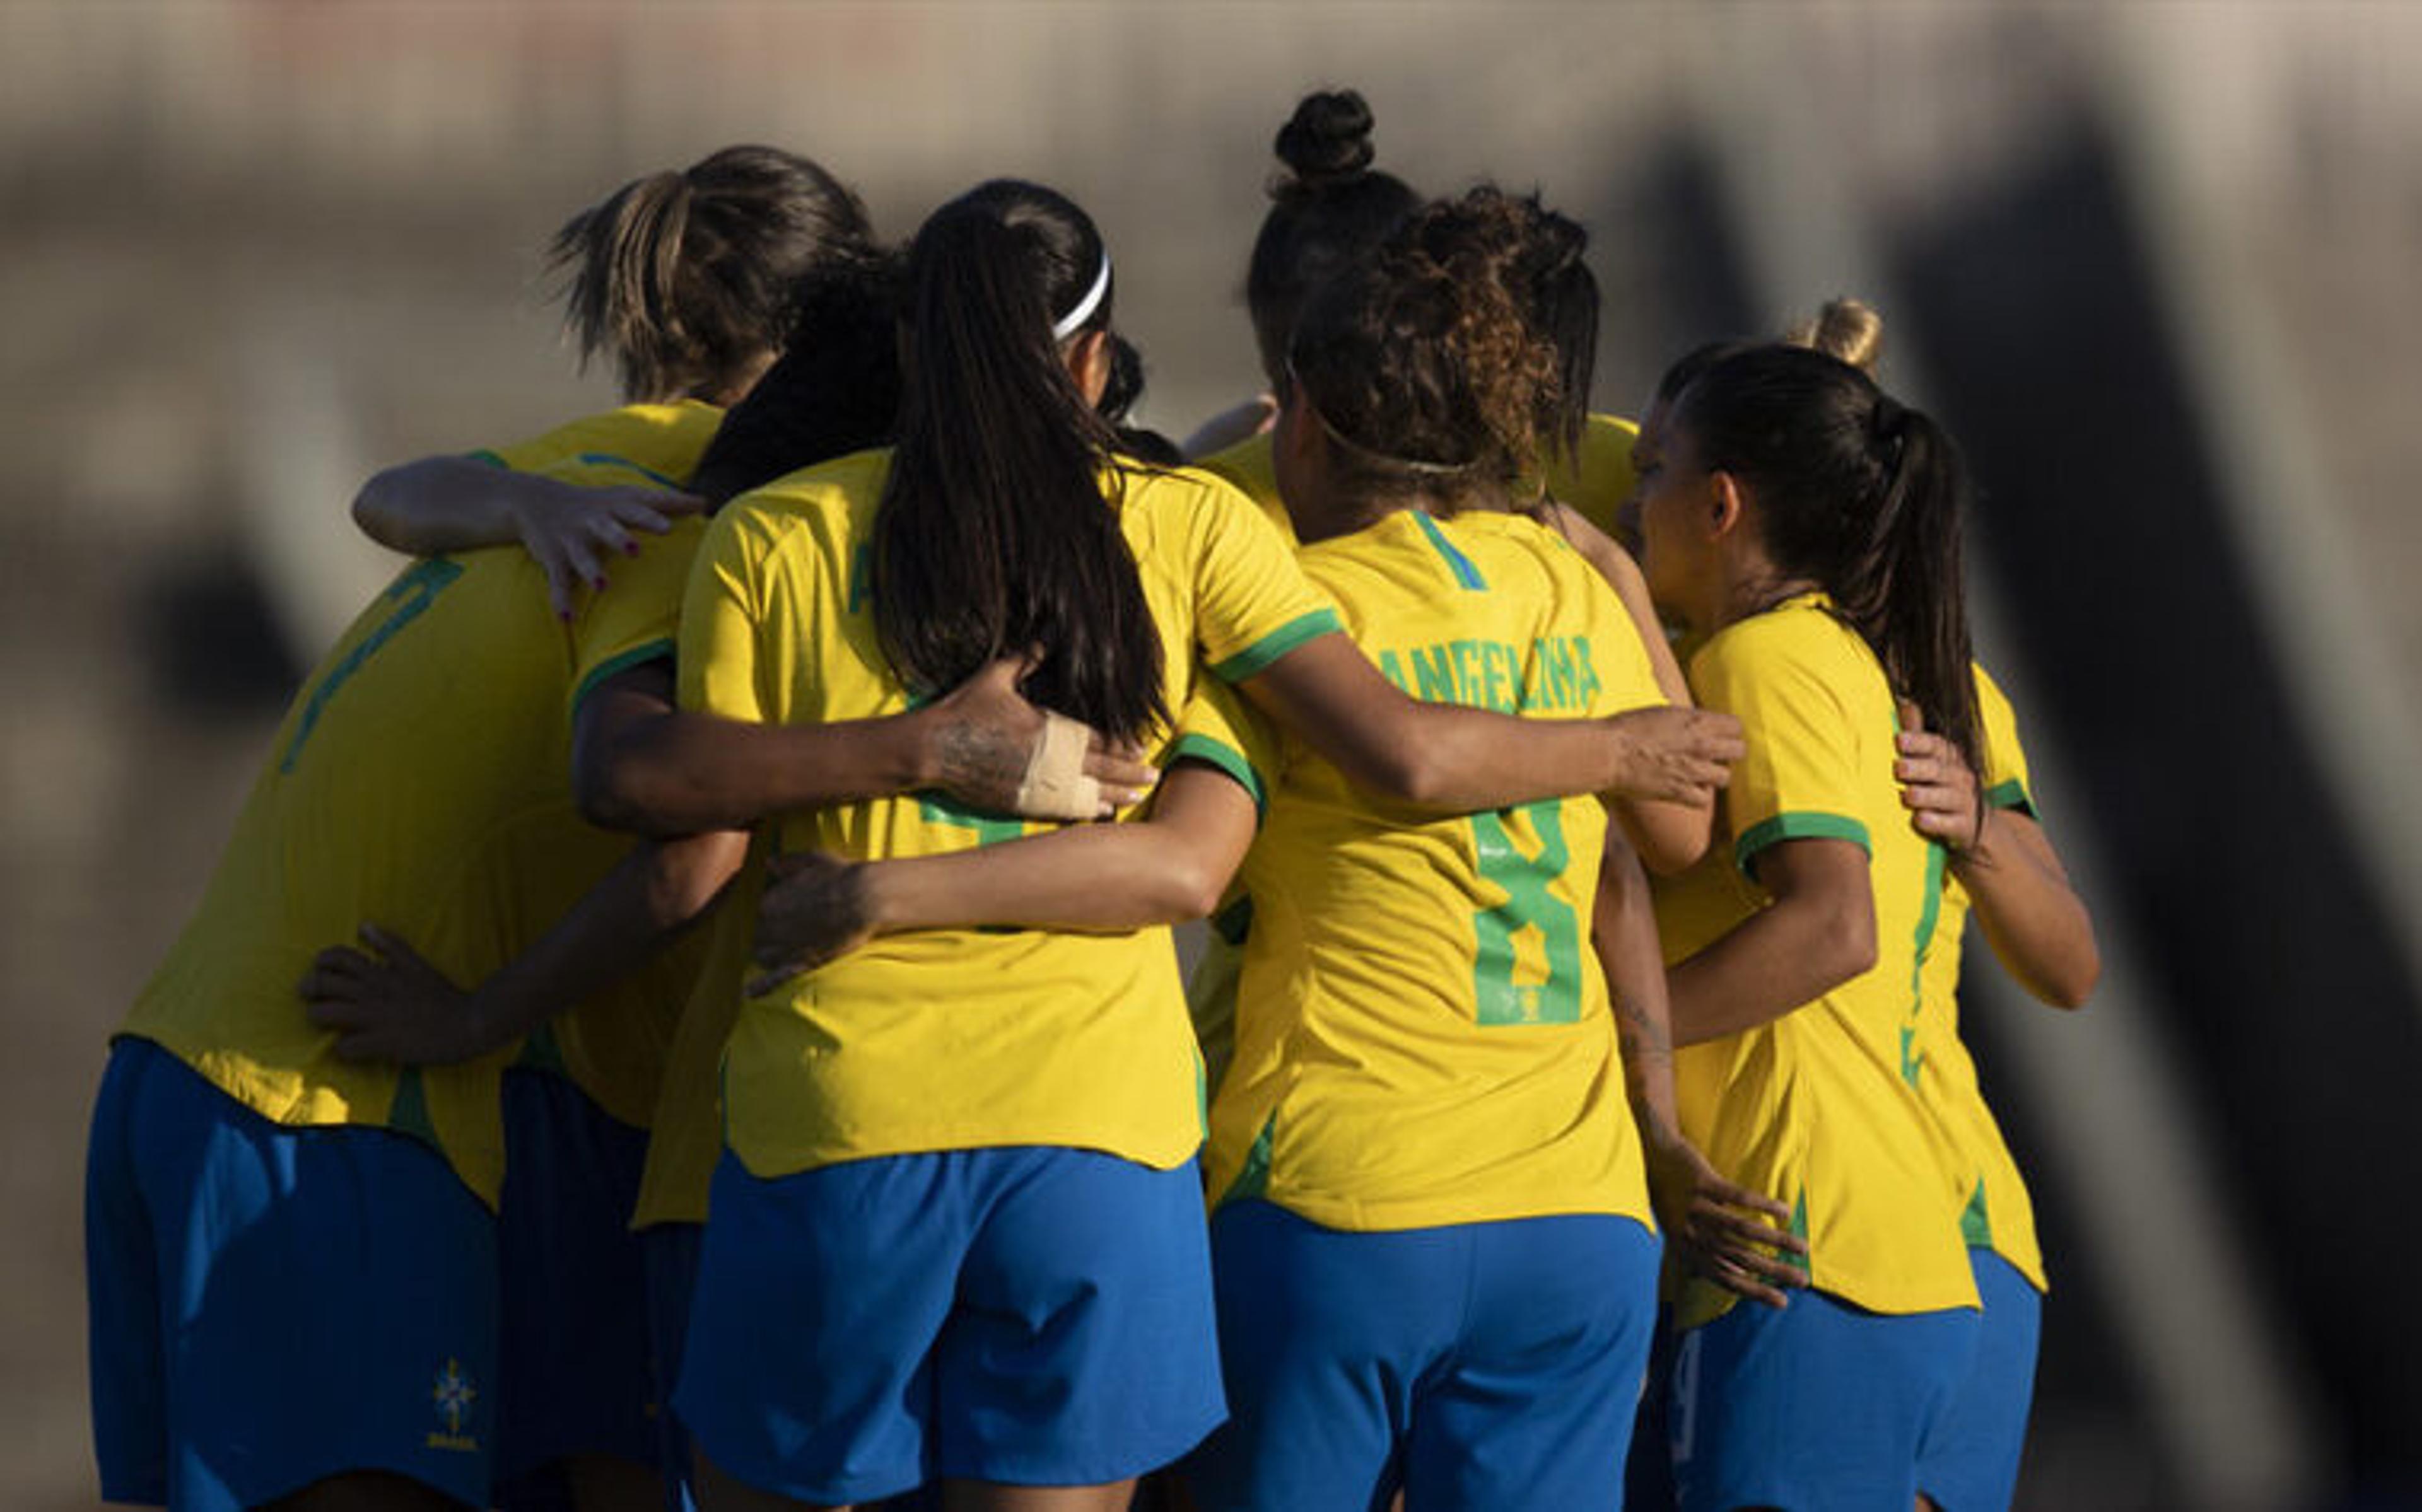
[124,536,618,1204]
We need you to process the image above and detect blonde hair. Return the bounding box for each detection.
[1785,296,1885,376]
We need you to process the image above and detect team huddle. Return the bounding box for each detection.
[85,89,2100,1512]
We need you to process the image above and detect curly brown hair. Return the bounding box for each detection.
[1289,185,1568,508]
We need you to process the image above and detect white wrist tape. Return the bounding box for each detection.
[1012,711,1103,821]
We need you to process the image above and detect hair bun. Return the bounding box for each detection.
[1274,89,1378,192]
[1787,296,1885,375]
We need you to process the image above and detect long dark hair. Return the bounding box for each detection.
[1674,344,1983,772]
[548,145,875,404]
[1289,186,1565,512]
[688,245,905,508]
[870,180,1166,744]
[1246,90,1422,389]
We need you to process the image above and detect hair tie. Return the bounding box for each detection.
[1052,251,1113,340]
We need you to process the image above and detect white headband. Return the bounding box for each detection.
[1051,252,1113,340]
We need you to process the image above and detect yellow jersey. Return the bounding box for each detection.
[1917,666,2049,1290]
[681,449,1337,1179]
[121,407,720,1204]
[1206,508,1667,1232]
[1542,413,1642,540]
[1190,414,1646,1078]
[1654,593,1977,1325]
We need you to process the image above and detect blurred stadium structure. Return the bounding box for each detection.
[4,4,2418,1508]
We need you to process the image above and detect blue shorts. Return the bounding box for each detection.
[1667,1286,1980,1512]
[1918,1251,2042,1510]
[674,1146,1224,1506]
[641,1222,705,1512]
[495,1069,660,1505]
[1186,1200,1661,1512]
[85,1037,498,1510]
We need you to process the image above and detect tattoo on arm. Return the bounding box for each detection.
[934,719,1026,798]
[1612,991,1673,1064]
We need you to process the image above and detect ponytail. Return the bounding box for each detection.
[1675,344,1983,773]
[548,145,875,404]
[872,180,1167,745]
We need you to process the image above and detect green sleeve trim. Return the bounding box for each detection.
[1734,811,1872,881]
[1985,778,2035,816]
[467,448,508,468]
[572,638,676,713]
[1169,733,1266,817]
[1210,608,1342,682]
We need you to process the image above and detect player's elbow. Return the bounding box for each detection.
[640,832,747,930]
[2034,933,2102,1011]
[351,470,409,551]
[1145,852,1232,924]
[1807,891,1878,990]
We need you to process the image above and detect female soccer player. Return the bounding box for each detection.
[657,176,1737,1512]
[1630,340,2011,1509]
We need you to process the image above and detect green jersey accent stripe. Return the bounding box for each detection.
[1783,1189,1812,1274]
[281,557,465,774]
[572,638,676,713]
[1216,1115,1277,1208]
[467,448,509,468]
[575,451,683,491]
[1211,608,1343,683]
[1901,842,1949,1086]
[389,1066,441,1146]
[1412,510,1487,590]
[1961,1180,1994,1248]
[1169,734,1265,816]
[1733,811,1871,881]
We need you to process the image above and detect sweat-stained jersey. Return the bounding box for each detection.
[1653,593,1978,1327]
[1205,508,1668,1233]
[1917,666,2050,1290]
[682,449,1340,1179]
[120,406,721,1204]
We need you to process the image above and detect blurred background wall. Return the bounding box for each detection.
[4,3,2418,1508]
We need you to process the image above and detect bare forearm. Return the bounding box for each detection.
[1616,797,1714,876]
[353,456,524,554]
[460,832,747,1050]
[1593,839,1682,1141]
[866,824,1228,934]
[1955,810,2100,1009]
[1242,635,1733,812]
[1667,842,1877,1047]
[583,706,938,837]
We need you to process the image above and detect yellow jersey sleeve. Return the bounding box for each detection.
[677,502,792,724]
[1690,615,1873,878]
[1976,664,2035,815]
[1195,433,1295,542]
[1167,468,1342,682]
[1540,413,1642,539]
[1166,677,1283,819]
